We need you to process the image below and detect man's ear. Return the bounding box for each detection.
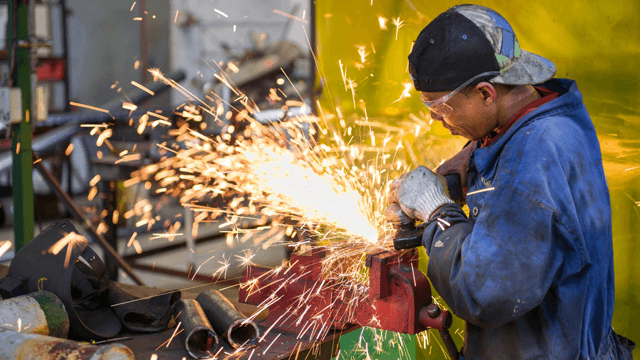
[475,82,497,105]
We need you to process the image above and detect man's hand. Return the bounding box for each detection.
[436,141,477,204]
[388,166,453,222]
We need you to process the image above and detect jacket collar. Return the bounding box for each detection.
[471,78,581,179]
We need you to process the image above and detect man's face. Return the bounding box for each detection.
[421,86,497,141]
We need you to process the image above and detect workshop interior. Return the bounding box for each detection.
[0,0,638,359]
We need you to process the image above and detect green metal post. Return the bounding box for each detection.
[8,0,35,252]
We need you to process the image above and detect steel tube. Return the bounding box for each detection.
[173,299,219,359]
[196,289,259,349]
[0,290,69,338]
[0,328,135,359]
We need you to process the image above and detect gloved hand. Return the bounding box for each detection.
[389,165,454,222]
[435,141,477,204]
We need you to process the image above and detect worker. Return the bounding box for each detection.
[388,5,635,359]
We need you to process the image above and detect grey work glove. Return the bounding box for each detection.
[389,166,454,222]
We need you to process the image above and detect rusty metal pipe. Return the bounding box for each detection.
[0,328,135,359]
[0,290,69,338]
[196,289,259,349]
[173,299,219,359]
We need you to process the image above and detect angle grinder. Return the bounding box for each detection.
[384,202,427,250]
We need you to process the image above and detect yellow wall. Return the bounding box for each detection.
[317,1,640,357]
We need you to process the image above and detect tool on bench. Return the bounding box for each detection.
[239,247,460,360]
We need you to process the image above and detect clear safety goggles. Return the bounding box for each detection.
[421,71,501,118]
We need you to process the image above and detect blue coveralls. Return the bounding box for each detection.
[423,79,634,359]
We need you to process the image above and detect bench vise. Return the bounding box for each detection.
[239,247,459,359]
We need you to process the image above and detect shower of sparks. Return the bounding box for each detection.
[131,81,155,95]
[273,9,309,24]
[378,16,388,30]
[92,59,452,357]
[357,45,369,64]
[392,17,404,40]
[214,8,228,18]
[339,60,348,91]
[69,101,110,114]
[466,187,495,196]
[48,232,88,269]
[393,82,414,103]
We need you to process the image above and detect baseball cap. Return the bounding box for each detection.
[408,4,556,92]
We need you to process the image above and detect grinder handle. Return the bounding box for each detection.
[420,304,460,360]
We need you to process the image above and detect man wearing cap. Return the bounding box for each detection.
[388,5,635,360]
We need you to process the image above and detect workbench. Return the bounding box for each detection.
[0,264,350,360]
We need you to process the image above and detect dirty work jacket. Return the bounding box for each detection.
[422,78,632,359]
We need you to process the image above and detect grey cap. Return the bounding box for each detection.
[454,5,556,85]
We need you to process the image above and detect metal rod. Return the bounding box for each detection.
[38,107,174,127]
[309,0,316,116]
[196,289,259,349]
[0,290,69,338]
[139,0,148,84]
[60,0,71,112]
[439,329,460,360]
[128,262,238,285]
[0,328,135,360]
[173,299,219,359]
[122,218,273,261]
[185,206,196,270]
[32,154,145,285]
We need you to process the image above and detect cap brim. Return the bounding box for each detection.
[492,49,556,85]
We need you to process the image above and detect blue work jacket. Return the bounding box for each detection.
[422,79,633,359]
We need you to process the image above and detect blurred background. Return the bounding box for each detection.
[0,0,637,358]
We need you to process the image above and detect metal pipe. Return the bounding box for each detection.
[0,290,69,338]
[0,68,186,172]
[196,289,259,349]
[185,206,196,271]
[128,262,239,285]
[139,0,148,84]
[99,70,185,111]
[309,0,316,117]
[38,108,174,127]
[173,299,219,359]
[0,122,80,174]
[33,154,145,285]
[0,328,135,360]
[60,0,70,112]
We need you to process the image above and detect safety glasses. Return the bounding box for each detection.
[420,71,501,118]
